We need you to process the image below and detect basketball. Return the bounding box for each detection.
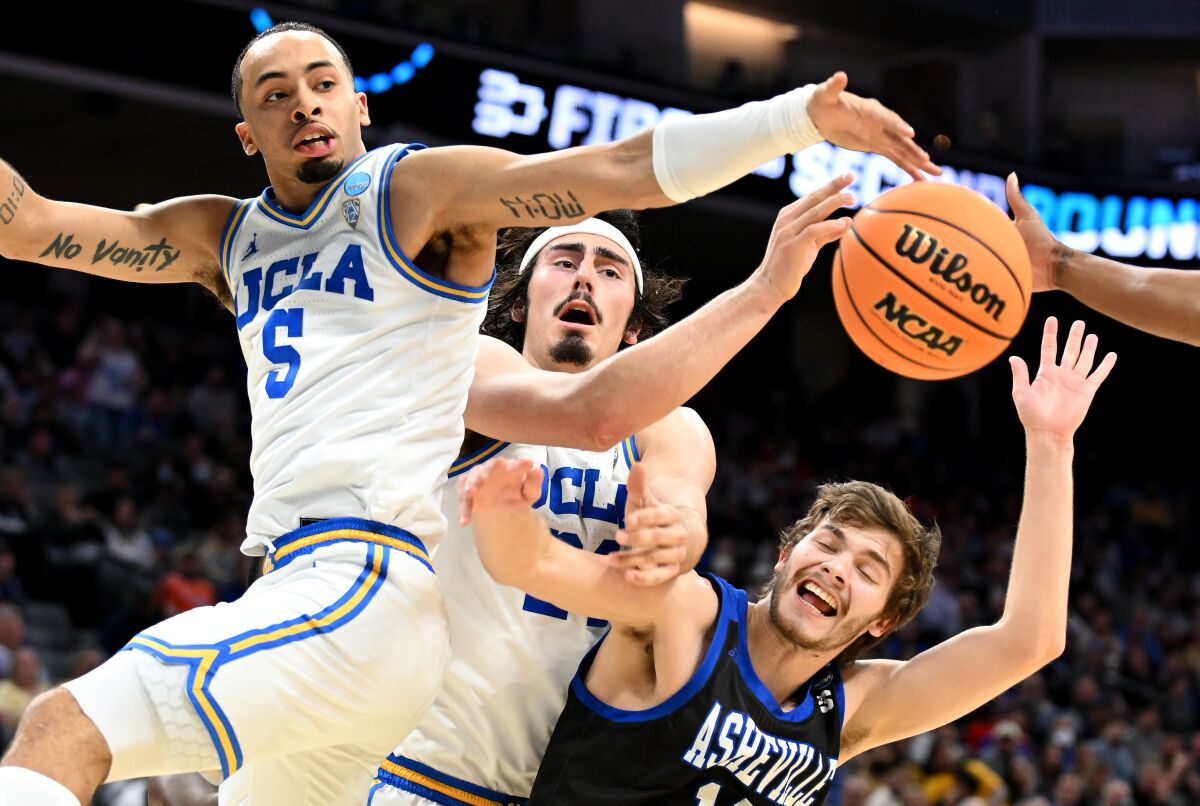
[832,182,1032,380]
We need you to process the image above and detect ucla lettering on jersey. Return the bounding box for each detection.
[528,575,845,805]
[219,144,494,553]
[389,435,640,801]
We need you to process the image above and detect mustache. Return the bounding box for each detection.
[552,291,603,324]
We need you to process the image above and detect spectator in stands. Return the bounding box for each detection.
[0,648,49,741]
[0,604,24,678]
[154,549,215,617]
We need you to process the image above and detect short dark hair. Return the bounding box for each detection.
[483,209,686,350]
[772,480,942,666]
[231,22,355,116]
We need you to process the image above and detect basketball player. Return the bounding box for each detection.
[370,189,852,805]
[460,316,1115,805]
[0,19,935,806]
[1007,173,1200,345]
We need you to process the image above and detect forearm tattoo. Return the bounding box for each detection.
[499,190,585,220]
[40,231,182,271]
[0,171,26,226]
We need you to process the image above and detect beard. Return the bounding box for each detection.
[549,333,594,366]
[766,572,876,654]
[297,156,344,184]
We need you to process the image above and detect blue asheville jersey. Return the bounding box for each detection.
[219,144,493,552]
[530,575,846,806]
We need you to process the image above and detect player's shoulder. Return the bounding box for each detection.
[636,405,714,457]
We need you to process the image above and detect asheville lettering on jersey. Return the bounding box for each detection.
[681,703,838,806]
[235,244,376,330]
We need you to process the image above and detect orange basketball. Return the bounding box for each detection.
[832,182,1032,380]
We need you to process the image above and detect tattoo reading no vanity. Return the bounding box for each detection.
[40,232,181,271]
[500,190,585,221]
[0,174,26,226]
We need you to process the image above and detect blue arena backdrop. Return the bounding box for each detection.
[6,0,1200,265]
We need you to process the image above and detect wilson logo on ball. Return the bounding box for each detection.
[894,224,1006,321]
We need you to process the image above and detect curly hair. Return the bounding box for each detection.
[770,480,942,667]
[482,210,686,351]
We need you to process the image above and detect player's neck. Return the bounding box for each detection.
[745,601,838,711]
[265,146,368,212]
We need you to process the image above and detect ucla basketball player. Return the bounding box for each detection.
[367,210,714,806]
[0,19,936,806]
[463,317,1115,805]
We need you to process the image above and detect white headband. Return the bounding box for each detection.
[517,218,643,293]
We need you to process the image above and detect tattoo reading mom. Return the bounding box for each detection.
[500,190,585,220]
[0,173,26,225]
[40,232,181,271]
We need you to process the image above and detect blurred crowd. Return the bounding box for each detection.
[0,267,1197,806]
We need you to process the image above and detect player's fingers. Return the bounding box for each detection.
[786,191,855,234]
[801,218,851,249]
[1088,351,1118,389]
[1006,173,1031,216]
[1037,316,1059,374]
[1075,332,1098,376]
[1009,355,1029,394]
[1060,320,1086,370]
[781,173,853,221]
[624,566,678,587]
[624,505,683,531]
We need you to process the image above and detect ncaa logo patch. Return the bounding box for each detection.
[344,171,371,196]
[342,199,361,229]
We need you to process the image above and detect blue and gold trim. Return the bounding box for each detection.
[263,516,432,574]
[448,439,510,478]
[218,200,252,288]
[254,149,376,230]
[378,144,495,303]
[123,544,390,777]
[376,754,527,806]
[620,434,640,469]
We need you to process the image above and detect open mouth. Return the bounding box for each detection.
[293,127,336,158]
[558,302,597,326]
[798,581,838,617]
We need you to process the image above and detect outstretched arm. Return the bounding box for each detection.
[1008,173,1200,346]
[839,317,1117,759]
[391,73,937,283]
[466,174,854,449]
[0,159,234,304]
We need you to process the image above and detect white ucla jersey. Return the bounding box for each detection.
[395,433,641,798]
[219,144,493,552]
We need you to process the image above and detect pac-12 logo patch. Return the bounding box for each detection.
[344,171,371,196]
[342,199,361,229]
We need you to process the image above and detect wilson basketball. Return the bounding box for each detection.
[832,182,1032,380]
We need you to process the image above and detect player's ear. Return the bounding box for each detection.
[510,299,527,323]
[773,544,794,574]
[623,322,641,346]
[867,614,896,638]
[357,90,371,127]
[235,122,258,157]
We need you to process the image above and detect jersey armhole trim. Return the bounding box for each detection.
[448,438,511,478]
[378,144,495,303]
[570,573,732,723]
[621,434,641,469]
[219,200,252,289]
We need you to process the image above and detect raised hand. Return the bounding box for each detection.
[1006,173,1063,292]
[1009,317,1116,444]
[608,462,688,586]
[753,173,855,305]
[457,458,544,525]
[806,72,941,181]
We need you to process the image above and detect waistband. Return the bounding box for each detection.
[376,754,527,806]
[263,517,432,575]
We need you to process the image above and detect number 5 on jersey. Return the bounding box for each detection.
[263,308,303,398]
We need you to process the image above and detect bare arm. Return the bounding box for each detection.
[607,408,715,584]
[0,159,235,304]
[839,318,1117,759]
[1008,173,1200,346]
[465,174,855,450]
[389,74,935,285]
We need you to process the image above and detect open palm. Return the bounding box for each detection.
[1010,317,1116,442]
